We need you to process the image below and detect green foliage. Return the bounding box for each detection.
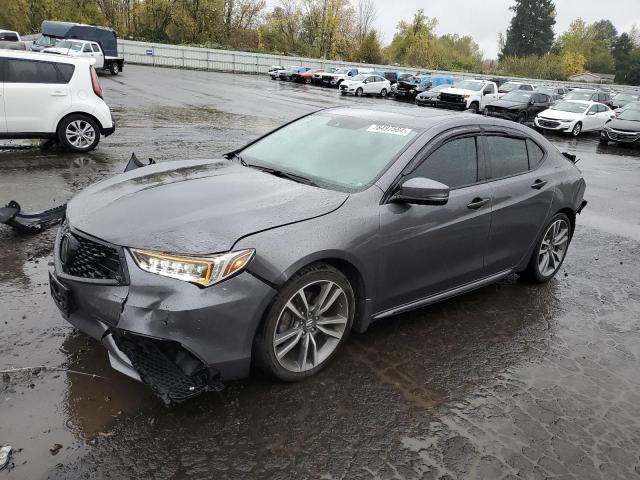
[385,10,482,72]
[554,18,616,74]
[496,53,583,81]
[500,0,556,58]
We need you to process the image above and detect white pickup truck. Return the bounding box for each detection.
[437,79,500,114]
[43,39,124,75]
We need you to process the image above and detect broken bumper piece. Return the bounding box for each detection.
[0,200,66,233]
[111,333,224,405]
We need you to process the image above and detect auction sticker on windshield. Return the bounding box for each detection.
[367,125,413,136]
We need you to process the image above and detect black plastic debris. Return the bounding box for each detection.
[0,200,66,233]
[562,152,578,164]
[124,152,156,172]
[113,334,223,406]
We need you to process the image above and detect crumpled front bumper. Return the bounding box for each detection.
[50,235,277,401]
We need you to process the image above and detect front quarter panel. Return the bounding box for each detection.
[234,187,382,316]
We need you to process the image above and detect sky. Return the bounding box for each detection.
[370,0,640,58]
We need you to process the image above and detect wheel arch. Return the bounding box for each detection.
[56,111,106,136]
[253,252,370,339]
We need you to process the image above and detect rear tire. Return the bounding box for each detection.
[521,213,572,283]
[109,62,120,75]
[254,263,355,382]
[57,114,100,153]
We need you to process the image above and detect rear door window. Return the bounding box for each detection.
[526,139,545,168]
[486,136,529,178]
[91,43,101,53]
[0,32,19,41]
[56,63,75,83]
[411,137,478,188]
[5,59,59,84]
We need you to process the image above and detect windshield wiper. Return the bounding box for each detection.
[244,163,319,187]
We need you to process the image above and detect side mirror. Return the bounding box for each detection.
[363,80,368,84]
[529,99,535,105]
[587,111,596,116]
[392,177,450,206]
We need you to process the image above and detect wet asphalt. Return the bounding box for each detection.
[1,65,640,479]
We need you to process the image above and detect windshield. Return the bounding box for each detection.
[618,109,640,121]
[431,84,448,92]
[502,91,533,102]
[615,94,640,102]
[551,101,587,114]
[623,101,640,111]
[498,82,520,93]
[334,68,350,74]
[351,74,367,81]
[536,87,554,95]
[35,35,58,47]
[241,114,419,190]
[454,81,484,91]
[56,40,83,51]
[565,91,594,101]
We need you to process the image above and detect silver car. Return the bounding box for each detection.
[49,107,587,403]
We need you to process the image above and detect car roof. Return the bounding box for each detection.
[0,29,19,34]
[323,106,488,130]
[563,100,597,107]
[0,50,91,65]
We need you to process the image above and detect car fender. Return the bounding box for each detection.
[233,189,382,312]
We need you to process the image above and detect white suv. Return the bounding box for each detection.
[0,51,114,152]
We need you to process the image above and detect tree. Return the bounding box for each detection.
[355,0,376,44]
[613,33,635,83]
[356,30,382,63]
[500,0,556,58]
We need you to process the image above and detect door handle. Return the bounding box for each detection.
[531,179,547,190]
[467,197,490,209]
[50,91,67,96]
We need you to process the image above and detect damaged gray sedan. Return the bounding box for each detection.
[49,107,587,403]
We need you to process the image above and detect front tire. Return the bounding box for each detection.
[57,114,100,153]
[517,112,527,124]
[571,122,582,137]
[468,102,479,114]
[521,213,572,283]
[355,87,363,97]
[254,264,355,381]
[380,88,388,98]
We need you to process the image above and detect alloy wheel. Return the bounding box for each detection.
[65,120,96,149]
[538,219,570,277]
[572,123,582,136]
[272,280,349,373]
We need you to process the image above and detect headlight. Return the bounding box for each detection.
[130,248,255,287]
[463,95,470,99]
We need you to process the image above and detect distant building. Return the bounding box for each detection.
[568,72,616,84]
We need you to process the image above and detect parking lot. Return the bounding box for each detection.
[1,65,640,479]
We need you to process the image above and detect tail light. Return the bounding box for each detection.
[90,66,103,98]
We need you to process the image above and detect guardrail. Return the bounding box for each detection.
[118,39,632,90]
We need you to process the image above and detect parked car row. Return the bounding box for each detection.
[0,21,125,75]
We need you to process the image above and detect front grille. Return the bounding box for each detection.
[58,221,125,283]
[440,93,465,104]
[606,129,640,142]
[538,118,560,128]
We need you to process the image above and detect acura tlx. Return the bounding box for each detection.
[49,107,587,403]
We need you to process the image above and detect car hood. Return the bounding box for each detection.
[43,46,79,55]
[538,109,583,120]
[440,87,479,96]
[66,159,349,254]
[417,91,438,99]
[488,99,526,109]
[607,119,640,132]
